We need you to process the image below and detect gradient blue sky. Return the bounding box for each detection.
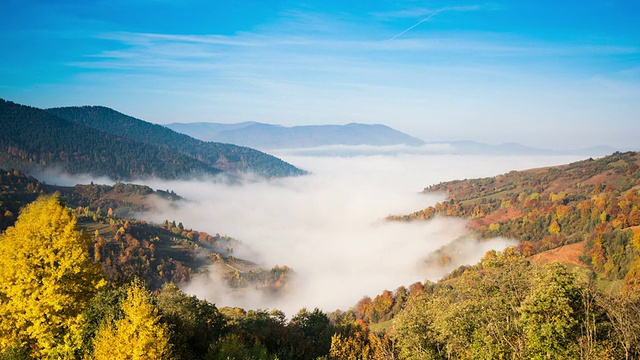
[1,0,639,149]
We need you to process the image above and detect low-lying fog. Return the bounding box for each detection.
[137,153,585,314]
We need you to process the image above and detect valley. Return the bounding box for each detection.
[2,1,638,357]
[2,133,640,358]
[2,98,638,358]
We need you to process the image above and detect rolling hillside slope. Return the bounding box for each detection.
[48,106,307,177]
[0,99,222,180]
[392,151,640,288]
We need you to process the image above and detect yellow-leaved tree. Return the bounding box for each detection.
[0,195,106,358]
[92,280,172,359]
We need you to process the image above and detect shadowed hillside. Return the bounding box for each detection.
[48,106,307,177]
[0,99,222,180]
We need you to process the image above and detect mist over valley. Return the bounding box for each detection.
[136,153,589,314]
[2,1,639,356]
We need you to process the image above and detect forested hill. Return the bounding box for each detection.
[0,168,179,231]
[0,99,222,180]
[47,106,307,177]
[0,168,292,292]
[392,151,640,288]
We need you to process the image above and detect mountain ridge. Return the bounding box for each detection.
[164,121,426,149]
[0,99,223,180]
[47,105,307,177]
[166,121,620,156]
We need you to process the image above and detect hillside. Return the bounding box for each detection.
[0,168,292,293]
[528,242,586,268]
[3,161,640,359]
[342,152,640,360]
[0,168,179,231]
[48,106,307,177]
[391,151,640,287]
[0,99,223,180]
[165,121,426,149]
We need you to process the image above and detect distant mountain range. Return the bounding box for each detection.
[422,141,619,157]
[166,121,620,157]
[164,122,426,149]
[0,99,306,180]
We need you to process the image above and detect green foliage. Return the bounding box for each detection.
[519,263,581,358]
[288,308,334,359]
[0,99,222,180]
[393,291,446,359]
[391,249,640,359]
[156,283,226,360]
[77,287,127,357]
[47,105,307,178]
[0,346,33,360]
[206,333,273,360]
[210,307,338,360]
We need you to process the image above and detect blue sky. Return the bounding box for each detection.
[1,0,639,149]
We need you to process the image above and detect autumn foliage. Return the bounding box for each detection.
[0,196,105,358]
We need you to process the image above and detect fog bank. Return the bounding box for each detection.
[140,154,586,314]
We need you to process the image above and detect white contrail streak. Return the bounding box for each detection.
[389,5,451,40]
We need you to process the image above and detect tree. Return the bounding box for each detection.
[289,308,334,360]
[78,287,127,358]
[92,280,172,359]
[549,219,561,234]
[599,291,640,360]
[392,291,446,359]
[0,196,105,358]
[329,321,371,360]
[206,333,272,360]
[329,319,395,360]
[355,296,374,323]
[156,283,226,360]
[518,263,581,358]
[373,290,395,322]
